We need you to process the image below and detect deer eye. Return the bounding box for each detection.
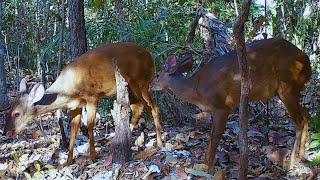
[14,113,20,118]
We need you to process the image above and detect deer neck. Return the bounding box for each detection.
[167,75,199,104]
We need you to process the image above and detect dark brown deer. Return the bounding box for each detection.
[152,38,311,171]
[4,42,163,165]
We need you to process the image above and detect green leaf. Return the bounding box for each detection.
[34,171,43,179]
[311,133,320,140]
[12,150,20,163]
[44,164,54,170]
[309,141,320,149]
[34,161,41,172]
[24,172,32,180]
[305,155,320,168]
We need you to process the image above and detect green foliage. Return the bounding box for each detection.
[305,154,320,168]
[309,110,320,150]
[306,110,320,167]
[310,134,320,149]
[1,0,319,122]
[3,0,317,76]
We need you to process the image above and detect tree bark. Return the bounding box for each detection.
[57,0,65,76]
[68,0,87,59]
[0,0,9,110]
[44,0,51,40]
[115,0,129,42]
[57,0,68,149]
[59,0,88,148]
[233,0,252,179]
[0,44,8,110]
[187,7,232,61]
[111,59,131,163]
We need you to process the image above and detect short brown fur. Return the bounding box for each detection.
[5,42,163,165]
[153,38,311,171]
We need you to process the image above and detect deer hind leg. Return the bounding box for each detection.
[206,108,230,174]
[277,83,309,169]
[86,101,98,162]
[130,102,144,131]
[140,86,163,148]
[67,108,82,165]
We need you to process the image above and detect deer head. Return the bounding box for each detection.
[4,78,45,137]
[151,54,194,92]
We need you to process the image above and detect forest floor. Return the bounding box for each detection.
[0,78,319,179]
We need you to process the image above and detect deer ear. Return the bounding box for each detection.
[178,54,193,73]
[165,55,178,74]
[19,78,27,93]
[28,83,45,104]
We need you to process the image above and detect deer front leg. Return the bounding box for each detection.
[67,108,82,165]
[206,109,230,174]
[86,101,98,162]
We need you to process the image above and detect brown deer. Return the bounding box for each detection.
[152,38,311,171]
[4,42,163,165]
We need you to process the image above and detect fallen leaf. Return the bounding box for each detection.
[176,133,189,143]
[142,165,160,179]
[216,150,229,164]
[165,153,178,165]
[214,169,227,180]
[175,144,186,150]
[176,167,188,180]
[103,155,113,169]
[308,168,320,180]
[193,163,208,172]
[0,163,8,171]
[112,164,121,180]
[189,131,204,139]
[247,130,264,138]
[252,166,264,176]
[268,131,290,145]
[134,132,145,147]
[165,142,175,151]
[185,168,213,178]
[32,130,42,140]
[24,172,32,180]
[75,156,89,169]
[267,148,289,169]
[192,112,211,122]
[145,138,156,150]
[135,147,159,160]
[228,121,240,134]
[161,165,170,176]
[47,169,60,179]
[76,143,89,155]
[92,171,113,180]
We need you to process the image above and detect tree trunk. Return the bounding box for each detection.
[68,0,87,59]
[115,0,129,42]
[44,0,51,40]
[0,0,9,110]
[111,59,132,163]
[59,0,88,148]
[0,46,8,110]
[57,0,68,149]
[57,0,65,76]
[233,0,252,179]
[187,7,232,62]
